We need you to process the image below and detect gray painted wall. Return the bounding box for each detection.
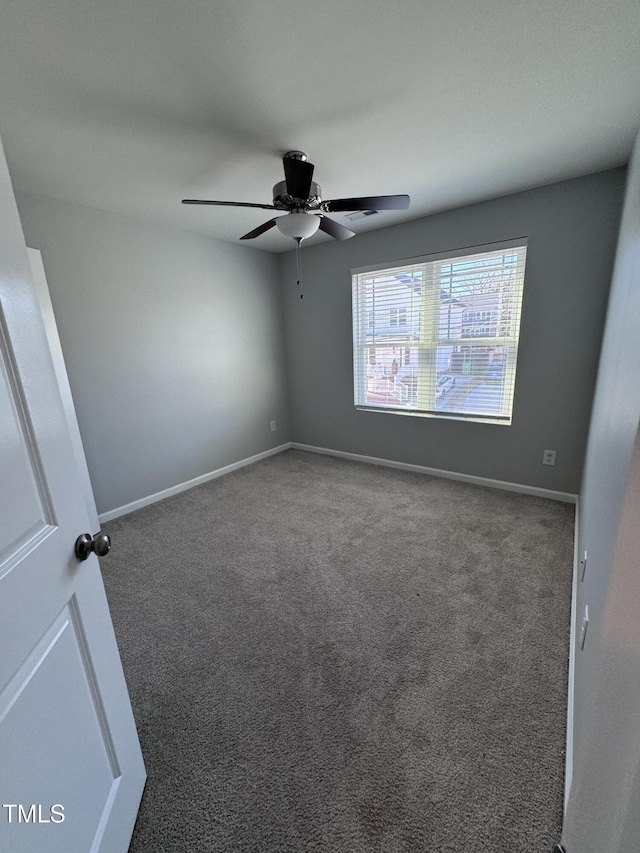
[16,192,290,515]
[280,170,626,494]
[563,133,640,851]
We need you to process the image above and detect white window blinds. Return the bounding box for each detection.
[352,240,528,425]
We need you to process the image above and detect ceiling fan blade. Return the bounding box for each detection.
[240,219,278,240]
[323,194,410,212]
[318,215,356,241]
[182,199,277,210]
[283,157,314,200]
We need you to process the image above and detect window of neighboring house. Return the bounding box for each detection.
[390,307,408,327]
[352,239,528,424]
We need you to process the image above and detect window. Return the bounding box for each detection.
[390,308,408,327]
[352,240,528,424]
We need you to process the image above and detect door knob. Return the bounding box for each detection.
[75,532,112,561]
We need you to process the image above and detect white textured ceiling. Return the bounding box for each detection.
[1,0,639,252]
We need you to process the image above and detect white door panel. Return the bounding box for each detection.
[0,323,55,567]
[0,605,118,853]
[0,135,145,852]
[28,247,100,533]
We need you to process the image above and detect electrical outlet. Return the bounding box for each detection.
[270,420,276,432]
[543,449,557,466]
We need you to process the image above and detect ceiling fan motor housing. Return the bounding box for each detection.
[272,180,322,210]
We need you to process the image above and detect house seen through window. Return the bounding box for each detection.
[352,240,528,425]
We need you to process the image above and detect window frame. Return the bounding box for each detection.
[351,238,528,426]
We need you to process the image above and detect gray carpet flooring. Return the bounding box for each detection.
[102,449,574,852]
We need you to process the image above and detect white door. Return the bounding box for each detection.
[0,139,145,851]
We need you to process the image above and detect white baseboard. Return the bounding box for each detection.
[101,438,577,519]
[99,443,292,523]
[291,443,578,503]
[564,496,580,815]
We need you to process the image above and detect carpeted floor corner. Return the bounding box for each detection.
[102,449,574,852]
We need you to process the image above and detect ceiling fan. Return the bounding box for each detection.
[182,151,410,243]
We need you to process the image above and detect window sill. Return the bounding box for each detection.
[354,405,511,426]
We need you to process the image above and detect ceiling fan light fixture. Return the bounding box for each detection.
[276,211,321,241]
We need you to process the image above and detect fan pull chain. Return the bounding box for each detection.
[296,238,304,299]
